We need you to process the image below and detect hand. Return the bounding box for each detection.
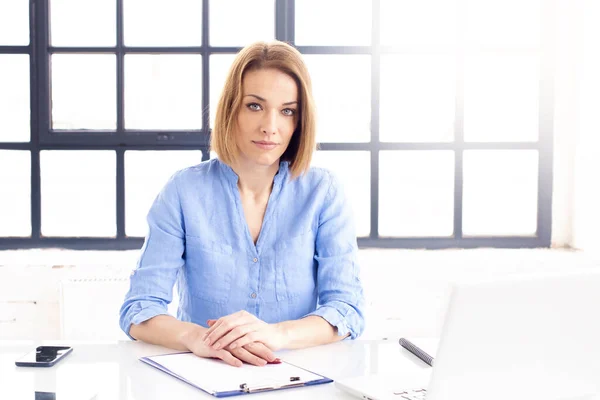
[179,325,275,367]
[202,310,288,352]
[229,342,278,367]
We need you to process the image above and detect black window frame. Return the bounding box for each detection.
[0,0,554,250]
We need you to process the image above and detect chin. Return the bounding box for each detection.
[239,148,284,168]
[254,156,279,167]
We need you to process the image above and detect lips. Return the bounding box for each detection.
[252,140,278,150]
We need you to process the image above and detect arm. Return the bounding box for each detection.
[130,314,202,351]
[304,171,366,340]
[275,315,348,350]
[119,172,185,344]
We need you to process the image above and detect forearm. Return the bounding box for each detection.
[276,315,349,350]
[129,315,205,351]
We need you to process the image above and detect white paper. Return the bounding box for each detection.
[144,352,325,393]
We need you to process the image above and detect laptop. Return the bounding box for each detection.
[336,269,600,400]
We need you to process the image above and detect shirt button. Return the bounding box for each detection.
[252,257,258,263]
[251,293,257,299]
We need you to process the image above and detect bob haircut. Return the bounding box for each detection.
[211,41,316,178]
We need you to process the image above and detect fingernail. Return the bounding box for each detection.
[259,359,267,366]
[213,342,221,350]
[229,343,237,350]
[236,361,242,367]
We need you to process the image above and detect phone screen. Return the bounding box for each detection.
[35,392,57,400]
[17,346,72,365]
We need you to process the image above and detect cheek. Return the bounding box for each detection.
[236,114,254,138]
[280,118,297,138]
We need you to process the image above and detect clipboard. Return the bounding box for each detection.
[139,352,333,397]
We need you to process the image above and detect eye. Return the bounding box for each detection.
[282,108,296,117]
[247,103,262,111]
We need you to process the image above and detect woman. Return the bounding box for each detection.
[119,40,365,367]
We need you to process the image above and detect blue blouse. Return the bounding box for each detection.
[119,158,365,340]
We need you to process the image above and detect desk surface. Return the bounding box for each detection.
[1,339,429,400]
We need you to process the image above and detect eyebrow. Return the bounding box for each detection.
[245,94,298,106]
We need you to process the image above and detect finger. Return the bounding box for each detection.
[205,310,247,334]
[204,313,254,346]
[230,347,267,367]
[214,349,242,367]
[243,342,276,362]
[213,323,261,350]
[203,318,224,340]
[202,319,227,345]
[229,331,265,351]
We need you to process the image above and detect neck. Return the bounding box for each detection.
[231,159,280,198]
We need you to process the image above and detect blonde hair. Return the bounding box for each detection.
[211,41,316,178]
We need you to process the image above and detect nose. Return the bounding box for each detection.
[260,109,278,135]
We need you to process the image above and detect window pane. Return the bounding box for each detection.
[0,1,29,45]
[0,151,30,237]
[466,0,541,49]
[311,151,370,237]
[125,55,202,130]
[41,151,116,237]
[379,151,454,237]
[463,150,538,236]
[295,0,371,46]
[304,55,371,143]
[210,54,236,128]
[51,54,116,130]
[380,0,457,48]
[0,55,30,142]
[124,0,202,46]
[464,54,539,142]
[380,55,455,142]
[210,0,274,46]
[50,0,115,46]
[125,150,202,237]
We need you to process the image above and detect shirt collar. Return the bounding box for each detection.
[216,158,289,188]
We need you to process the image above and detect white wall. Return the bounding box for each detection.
[0,251,139,340]
[551,0,584,247]
[572,0,600,252]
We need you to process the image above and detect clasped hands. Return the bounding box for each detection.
[180,310,287,367]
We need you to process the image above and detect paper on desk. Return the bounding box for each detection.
[142,352,325,394]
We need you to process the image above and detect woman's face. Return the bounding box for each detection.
[235,68,299,169]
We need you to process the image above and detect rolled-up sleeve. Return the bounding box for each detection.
[307,172,366,339]
[119,172,186,340]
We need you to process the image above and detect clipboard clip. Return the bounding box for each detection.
[239,378,305,393]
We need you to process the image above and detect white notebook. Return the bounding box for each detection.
[140,352,332,397]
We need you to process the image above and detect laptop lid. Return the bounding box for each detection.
[427,269,600,400]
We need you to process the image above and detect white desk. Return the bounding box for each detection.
[1,339,429,399]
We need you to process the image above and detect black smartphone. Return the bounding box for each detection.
[15,346,73,367]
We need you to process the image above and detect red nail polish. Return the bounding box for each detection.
[268,358,281,364]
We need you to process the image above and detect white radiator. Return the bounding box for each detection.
[59,276,180,341]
